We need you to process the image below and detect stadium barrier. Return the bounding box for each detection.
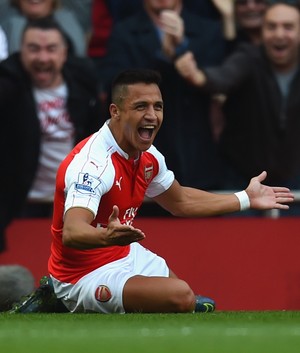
[1,216,300,311]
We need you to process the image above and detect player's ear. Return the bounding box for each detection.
[109,104,120,119]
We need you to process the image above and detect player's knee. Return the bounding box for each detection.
[170,280,195,313]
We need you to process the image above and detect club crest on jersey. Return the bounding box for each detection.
[95,285,112,302]
[144,164,153,184]
[75,172,100,194]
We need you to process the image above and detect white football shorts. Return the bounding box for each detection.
[50,242,169,313]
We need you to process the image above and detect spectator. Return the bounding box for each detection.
[0,17,102,252]
[207,0,269,143]
[0,25,8,60]
[233,0,268,44]
[13,69,294,314]
[87,0,222,78]
[175,2,300,215]
[212,0,268,44]
[178,0,267,42]
[98,0,227,191]
[1,0,87,56]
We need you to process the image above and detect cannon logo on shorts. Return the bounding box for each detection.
[75,172,100,195]
[95,285,112,302]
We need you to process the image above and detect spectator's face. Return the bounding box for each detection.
[262,4,300,72]
[144,0,181,15]
[235,0,267,31]
[110,83,163,159]
[18,0,54,19]
[21,28,67,89]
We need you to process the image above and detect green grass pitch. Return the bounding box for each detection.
[1,311,300,353]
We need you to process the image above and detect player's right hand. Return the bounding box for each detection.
[105,205,145,246]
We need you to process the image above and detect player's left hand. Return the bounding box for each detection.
[245,171,295,210]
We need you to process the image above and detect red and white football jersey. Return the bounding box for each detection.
[48,121,174,283]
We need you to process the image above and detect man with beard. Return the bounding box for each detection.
[0,16,102,251]
[175,1,300,216]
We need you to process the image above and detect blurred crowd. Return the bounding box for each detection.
[1,0,300,253]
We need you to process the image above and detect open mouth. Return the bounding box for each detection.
[271,43,289,57]
[273,44,288,51]
[31,66,53,86]
[138,125,155,140]
[33,65,52,75]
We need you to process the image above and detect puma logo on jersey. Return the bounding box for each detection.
[116,176,123,191]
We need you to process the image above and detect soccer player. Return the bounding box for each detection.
[17,69,294,314]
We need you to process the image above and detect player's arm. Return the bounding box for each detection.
[62,205,145,250]
[153,179,240,217]
[153,171,294,218]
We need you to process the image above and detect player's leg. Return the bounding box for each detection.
[123,244,215,313]
[168,268,216,312]
[123,275,195,313]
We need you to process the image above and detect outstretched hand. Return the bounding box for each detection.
[105,205,145,246]
[245,171,295,210]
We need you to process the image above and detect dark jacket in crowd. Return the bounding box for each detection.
[0,53,103,251]
[203,43,300,187]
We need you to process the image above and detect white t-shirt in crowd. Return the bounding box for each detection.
[29,83,75,201]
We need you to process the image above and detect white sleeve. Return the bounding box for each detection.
[64,157,115,218]
[145,146,175,198]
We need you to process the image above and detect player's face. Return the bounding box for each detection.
[113,83,163,159]
[262,4,300,72]
[21,28,67,89]
[18,0,54,19]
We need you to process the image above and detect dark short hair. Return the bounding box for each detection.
[111,69,162,106]
[112,69,161,87]
[21,15,68,46]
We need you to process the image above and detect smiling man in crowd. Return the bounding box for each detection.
[175,1,300,216]
[0,16,102,251]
